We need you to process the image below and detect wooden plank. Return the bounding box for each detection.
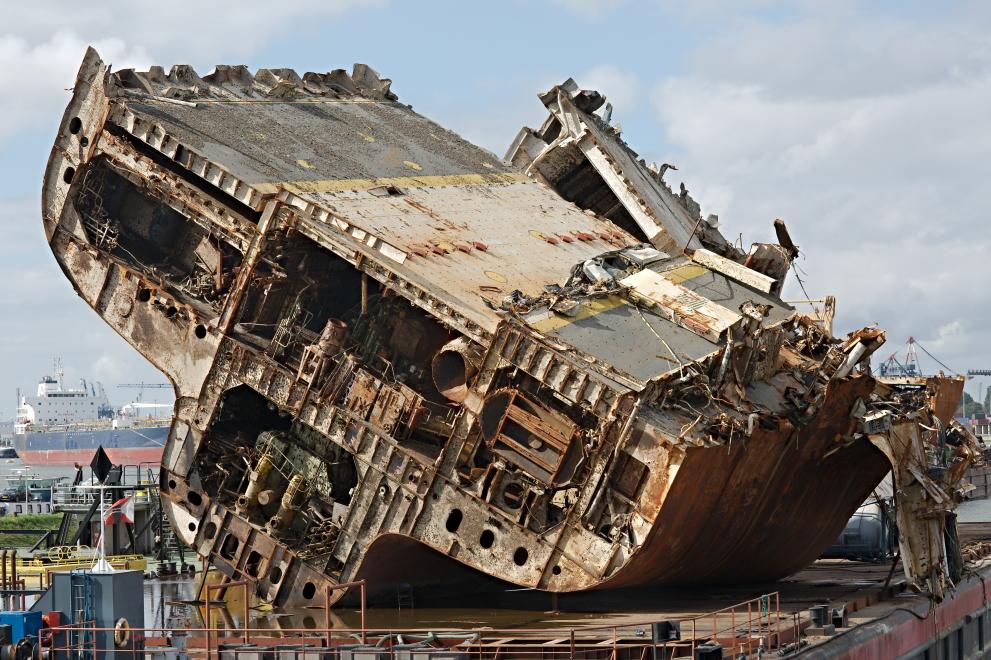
[691,248,776,294]
[621,269,740,342]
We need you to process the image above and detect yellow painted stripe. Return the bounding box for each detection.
[254,172,527,195]
[663,263,709,285]
[529,295,629,333]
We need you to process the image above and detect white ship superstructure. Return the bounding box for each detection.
[13,363,173,466]
[15,367,113,431]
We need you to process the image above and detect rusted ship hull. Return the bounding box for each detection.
[602,380,891,588]
[41,49,975,607]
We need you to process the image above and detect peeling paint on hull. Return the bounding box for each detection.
[40,49,978,607]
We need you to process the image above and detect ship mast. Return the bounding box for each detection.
[53,356,64,388]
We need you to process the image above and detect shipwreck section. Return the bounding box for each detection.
[42,49,976,606]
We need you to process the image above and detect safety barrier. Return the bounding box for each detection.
[42,591,786,659]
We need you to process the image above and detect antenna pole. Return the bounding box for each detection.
[92,483,115,573]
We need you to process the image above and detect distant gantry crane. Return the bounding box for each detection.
[878,337,922,377]
[116,382,172,402]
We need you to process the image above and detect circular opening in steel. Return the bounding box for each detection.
[167,479,177,490]
[302,582,316,599]
[68,117,82,135]
[165,306,178,319]
[63,167,75,184]
[187,491,203,507]
[194,324,207,339]
[137,288,152,303]
[204,522,218,539]
[445,509,463,533]
[552,565,562,575]
[432,350,470,402]
[513,547,529,566]
[269,566,283,583]
[187,522,196,533]
[479,529,495,549]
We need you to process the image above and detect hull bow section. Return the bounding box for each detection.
[40,50,977,606]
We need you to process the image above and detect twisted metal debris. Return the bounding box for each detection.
[41,49,977,605]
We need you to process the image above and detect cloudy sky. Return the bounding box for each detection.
[1,0,989,415]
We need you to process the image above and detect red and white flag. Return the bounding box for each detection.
[105,495,135,525]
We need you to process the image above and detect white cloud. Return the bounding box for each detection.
[652,5,991,388]
[2,1,387,62]
[579,65,640,110]
[0,206,173,413]
[0,32,150,144]
[0,0,387,149]
[429,64,641,159]
[91,353,128,385]
[0,0,388,416]
[688,9,991,102]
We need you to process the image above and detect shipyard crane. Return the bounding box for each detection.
[877,336,962,379]
[878,337,921,377]
[116,382,172,402]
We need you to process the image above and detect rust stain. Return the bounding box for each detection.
[38,50,976,607]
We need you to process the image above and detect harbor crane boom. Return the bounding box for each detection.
[116,384,171,388]
[116,382,172,402]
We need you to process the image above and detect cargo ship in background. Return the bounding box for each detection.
[13,366,173,466]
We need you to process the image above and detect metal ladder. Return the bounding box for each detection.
[68,571,94,660]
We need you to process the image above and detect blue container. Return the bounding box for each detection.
[0,611,42,643]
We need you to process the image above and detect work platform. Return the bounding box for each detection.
[17,522,987,658]
[50,464,168,557]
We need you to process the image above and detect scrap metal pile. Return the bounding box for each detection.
[43,49,978,605]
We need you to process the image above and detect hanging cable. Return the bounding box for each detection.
[915,341,960,376]
[790,261,821,317]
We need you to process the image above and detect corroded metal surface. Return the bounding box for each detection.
[42,49,977,606]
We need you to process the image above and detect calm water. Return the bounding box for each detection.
[957,497,991,523]
[0,456,80,485]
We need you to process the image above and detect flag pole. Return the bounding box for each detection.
[92,482,115,573]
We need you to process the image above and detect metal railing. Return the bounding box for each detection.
[52,465,160,509]
[41,591,786,659]
[19,417,171,434]
[51,485,158,509]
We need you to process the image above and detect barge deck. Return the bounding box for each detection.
[28,522,991,658]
